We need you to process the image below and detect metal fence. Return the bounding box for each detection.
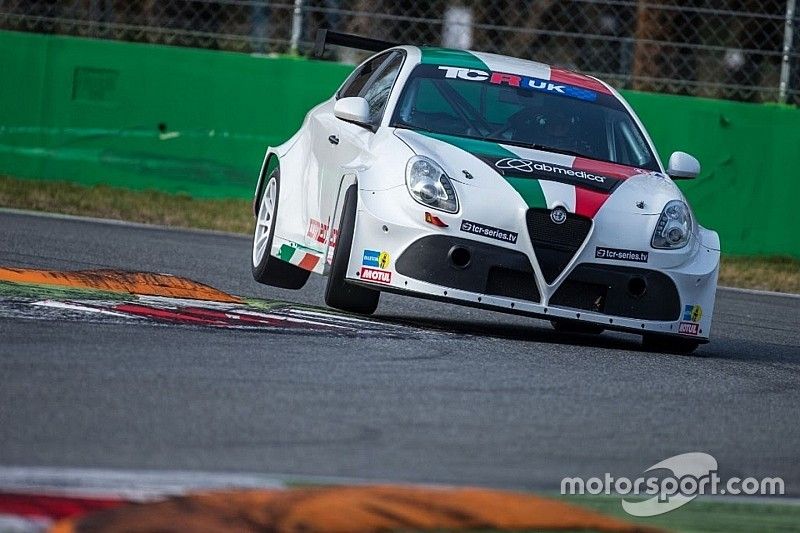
[2,1,798,104]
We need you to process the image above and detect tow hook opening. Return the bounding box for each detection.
[448,246,472,269]
[627,276,648,298]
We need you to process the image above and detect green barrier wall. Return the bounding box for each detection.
[1,30,797,257]
[624,92,800,259]
[0,30,352,198]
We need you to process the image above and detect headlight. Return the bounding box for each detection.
[405,156,459,213]
[651,200,692,249]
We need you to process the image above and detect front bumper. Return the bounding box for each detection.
[346,186,719,341]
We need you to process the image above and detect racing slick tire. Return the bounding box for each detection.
[325,185,380,314]
[550,319,605,335]
[641,333,700,355]
[252,166,311,289]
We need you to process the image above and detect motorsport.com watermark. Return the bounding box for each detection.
[561,453,785,517]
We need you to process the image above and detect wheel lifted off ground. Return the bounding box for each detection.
[251,165,310,290]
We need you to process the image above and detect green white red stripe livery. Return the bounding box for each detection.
[251,38,720,353]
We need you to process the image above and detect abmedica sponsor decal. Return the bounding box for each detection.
[476,155,621,193]
[529,162,608,183]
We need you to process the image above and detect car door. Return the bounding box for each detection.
[302,51,396,252]
[311,51,405,255]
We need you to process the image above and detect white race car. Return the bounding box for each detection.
[251,31,720,353]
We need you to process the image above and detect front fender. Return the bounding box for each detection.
[252,129,305,217]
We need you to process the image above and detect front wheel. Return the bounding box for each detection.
[324,185,380,314]
[642,333,700,354]
[251,166,310,289]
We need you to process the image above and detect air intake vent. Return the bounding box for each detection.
[526,208,592,283]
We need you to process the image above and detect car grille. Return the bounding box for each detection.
[525,208,592,283]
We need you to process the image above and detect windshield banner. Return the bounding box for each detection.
[433,64,599,102]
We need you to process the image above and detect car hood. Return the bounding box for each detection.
[393,128,682,218]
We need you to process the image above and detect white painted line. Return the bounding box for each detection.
[137,295,239,308]
[0,466,284,501]
[0,208,249,239]
[2,466,796,515]
[230,310,352,329]
[0,514,50,533]
[30,300,131,317]
[132,296,351,329]
[0,466,450,500]
[288,308,388,325]
[718,285,800,299]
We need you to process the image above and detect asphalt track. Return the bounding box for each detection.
[1,209,799,496]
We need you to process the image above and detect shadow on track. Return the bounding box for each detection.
[374,313,645,352]
[692,337,800,365]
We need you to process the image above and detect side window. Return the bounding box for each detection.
[361,53,404,125]
[338,52,393,99]
[615,118,651,167]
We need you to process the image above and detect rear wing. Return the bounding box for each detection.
[313,29,400,58]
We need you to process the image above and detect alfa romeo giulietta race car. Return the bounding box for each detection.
[251,31,720,353]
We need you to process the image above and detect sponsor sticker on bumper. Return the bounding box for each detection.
[595,247,649,263]
[678,322,700,335]
[362,250,391,269]
[460,220,518,244]
[683,304,703,322]
[360,266,392,284]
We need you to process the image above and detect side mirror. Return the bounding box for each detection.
[667,151,701,179]
[333,97,370,126]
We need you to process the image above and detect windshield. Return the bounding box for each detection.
[391,64,660,171]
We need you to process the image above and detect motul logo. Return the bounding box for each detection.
[360,267,392,284]
[678,322,699,335]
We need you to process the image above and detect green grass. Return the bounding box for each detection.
[719,255,800,294]
[1,175,798,294]
[399,496,800,532]
[552,494,800,532]
[0,175,254,234]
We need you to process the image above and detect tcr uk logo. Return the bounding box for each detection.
[437,66,568,94]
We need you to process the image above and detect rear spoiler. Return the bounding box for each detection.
[313,29,400,58]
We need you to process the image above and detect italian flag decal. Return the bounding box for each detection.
[277,244,320,271]
[417,130,643,219]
